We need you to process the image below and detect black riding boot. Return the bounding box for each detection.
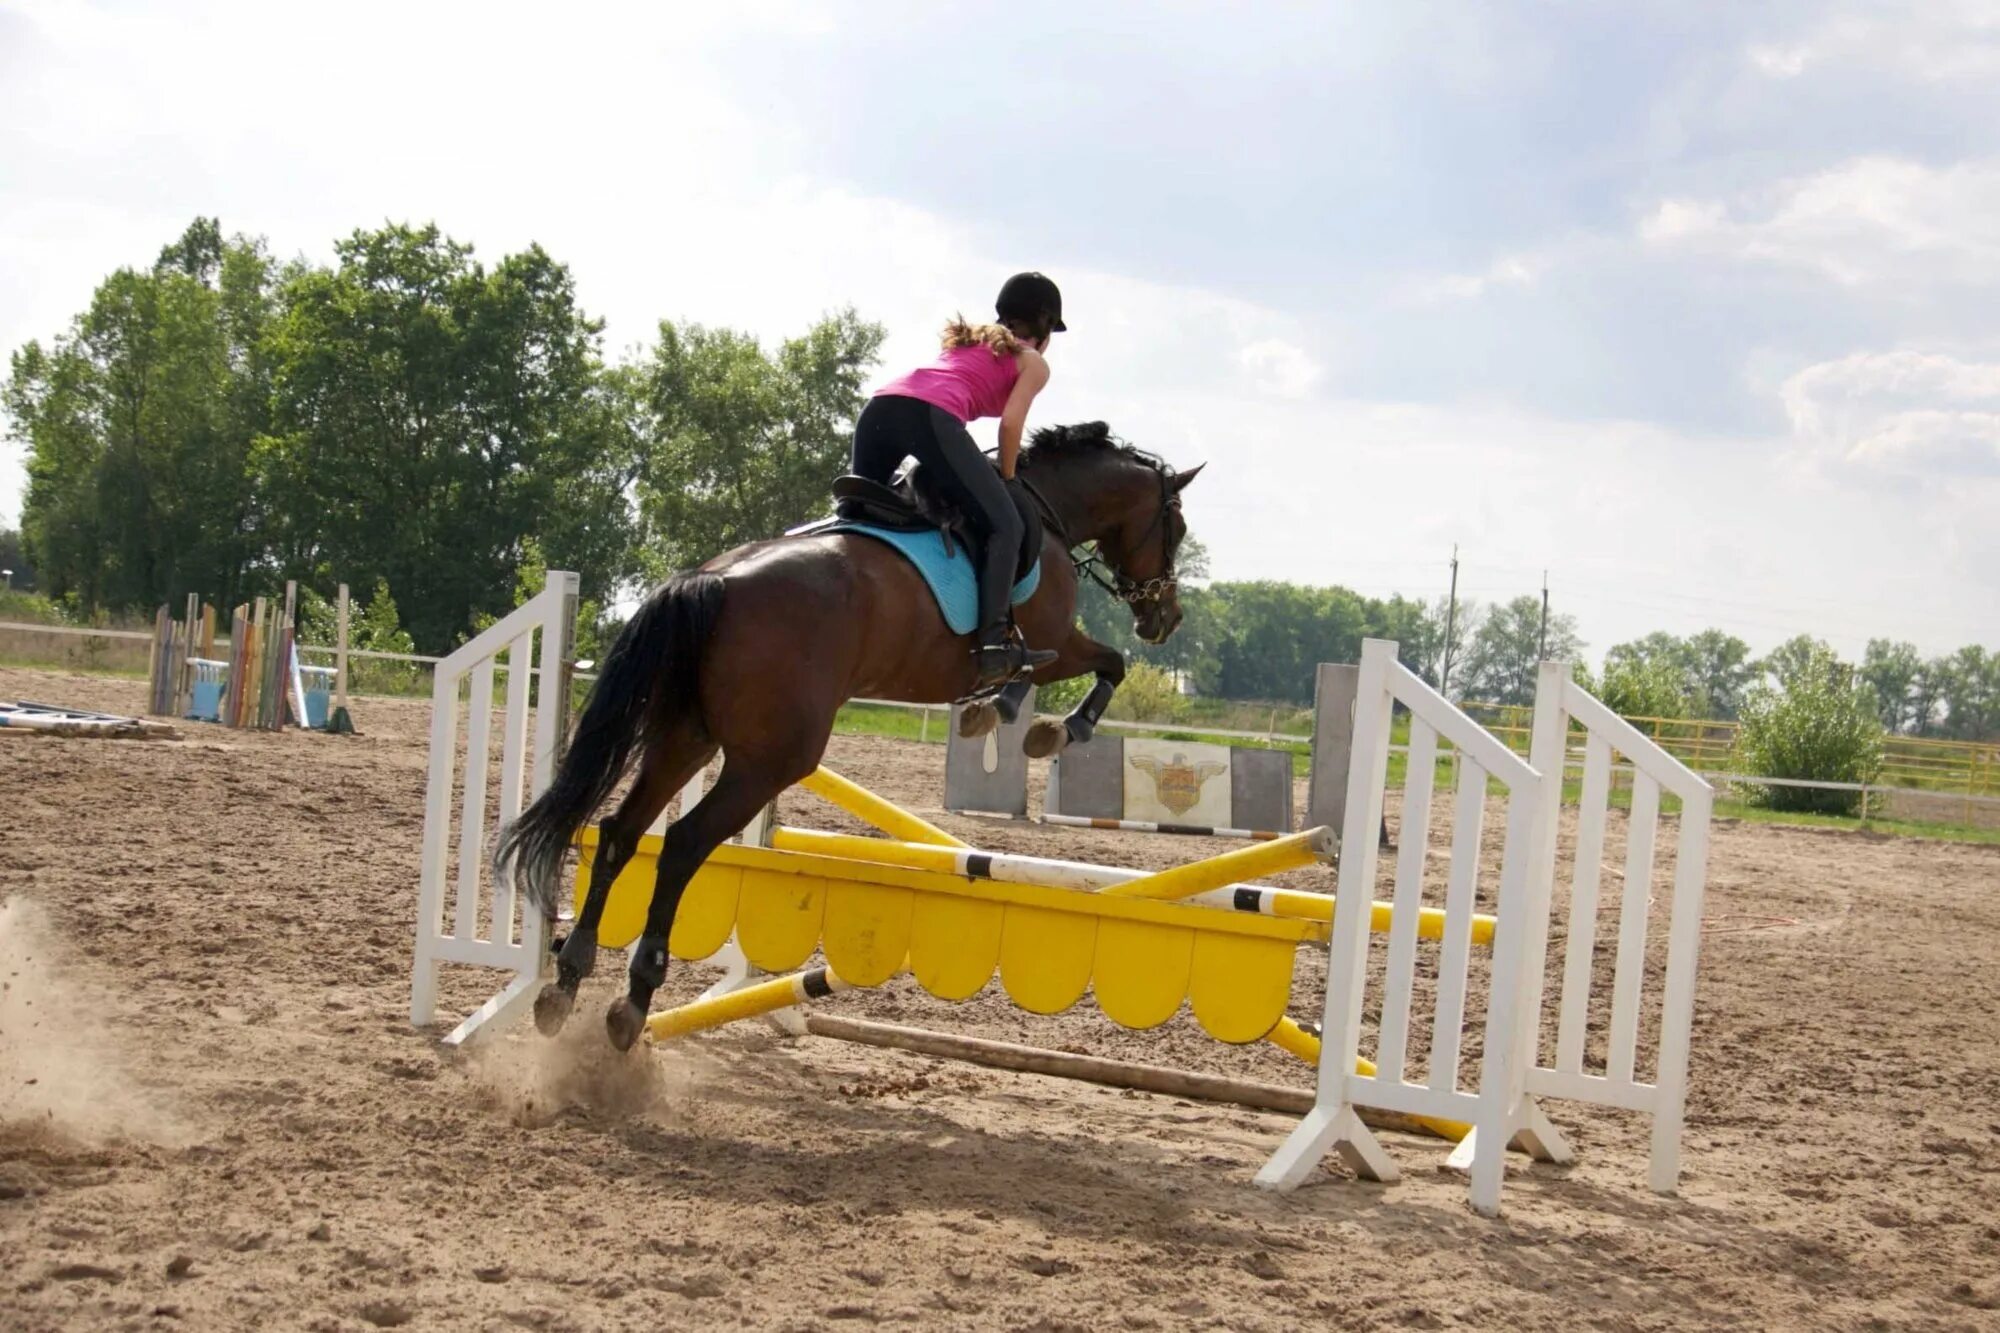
[975,623,1056,687]
[972,526,1054,687]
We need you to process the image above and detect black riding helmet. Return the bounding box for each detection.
[997,271,1066,333]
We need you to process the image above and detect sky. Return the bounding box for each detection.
[2,0,1996,664]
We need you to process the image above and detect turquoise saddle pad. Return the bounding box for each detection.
[822,521,1041,636]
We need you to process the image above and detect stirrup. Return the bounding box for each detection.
[974,632,1055,687]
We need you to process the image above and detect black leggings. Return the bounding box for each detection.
[851,394,1024,638]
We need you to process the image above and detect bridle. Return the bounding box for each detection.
[1019,464,1182,610]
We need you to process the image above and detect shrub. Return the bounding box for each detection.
[1034,673,1090,715]
[1105,662,1188,724]
[1734,649,1883,815]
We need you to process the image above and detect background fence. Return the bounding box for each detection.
[6,616,1995,829]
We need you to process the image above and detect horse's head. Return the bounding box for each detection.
[1019,423,1204,646]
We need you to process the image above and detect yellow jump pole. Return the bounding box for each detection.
[647,964,856,1041]
[767,826,1493,945]
[1264,1017,1471,1142]
[800,767,967,848]
[1099,826,1337,902]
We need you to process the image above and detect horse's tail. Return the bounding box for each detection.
[496,572,725,918]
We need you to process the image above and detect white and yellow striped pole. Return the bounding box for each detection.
[766,825,1492,944]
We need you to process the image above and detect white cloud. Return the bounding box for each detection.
[1638,157,2000,287]
[1745,6,2000,83]
[1236,339,1324,399]
[1406,251,1548,304]
[1637,199,1727,243]
[1781,350,2000,478]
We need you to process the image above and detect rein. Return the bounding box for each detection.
[1017,464,1181,608]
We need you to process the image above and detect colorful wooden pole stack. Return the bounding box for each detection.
[147,593,215,718]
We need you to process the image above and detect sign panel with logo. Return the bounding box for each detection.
[1121,738,1234,827]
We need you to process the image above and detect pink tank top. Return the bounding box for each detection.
[875,343,1022,423]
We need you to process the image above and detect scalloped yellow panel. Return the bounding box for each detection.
[737,866,826,973]
[909,893,1002,1000]
[668,862,742,961]
[1092,919,1195,1030]
[999,905,1095,1015]
[822,880,914,987]
[1188,932,1296,1043]
[580,845,661,952]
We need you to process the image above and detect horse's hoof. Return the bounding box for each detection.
[1023,718,1069,759]
[958,702,999,739]
[533,983,575,1036]
[605,998,648,1052]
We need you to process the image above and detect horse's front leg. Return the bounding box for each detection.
[1024,629,1125,760]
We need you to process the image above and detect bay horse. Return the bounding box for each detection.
[498,421,1201,1050]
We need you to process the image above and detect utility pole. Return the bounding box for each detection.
[1537,570,1550,661]
[1439,545,1460,695]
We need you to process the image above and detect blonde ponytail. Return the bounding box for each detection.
[941,315,1024,357]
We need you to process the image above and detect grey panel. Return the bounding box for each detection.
[942,689,1036,817]
[1230,748,1295,833]
[1046,735,1125,819]
[1306,663,1359,833]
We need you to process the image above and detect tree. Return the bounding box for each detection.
[1860,639,1925,733]
[1759,634,1839,691]
[5,218,272,614]
[1682,629,1756,719]
[633,309,884,579]
[259,224,638,651]
[1601,628,1754,719]
[1453,594,1583,706]
[1599,655,1690,719]
[1932,646,1999,742]
[0,527,36,591]
[1909,657,1950,739]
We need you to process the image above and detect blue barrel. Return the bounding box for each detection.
[188,659,228,722]
[301,665,336,729]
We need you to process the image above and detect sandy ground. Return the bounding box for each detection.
[3,666,1998,1332]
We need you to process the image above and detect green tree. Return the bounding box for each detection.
[0,527,35,591]
[1860,639,1926,733]
[1758,634,1839,690]
[1600,629,1753,719]
[1599,655,1690,719]
[1682,629,1756,718]
[297,578,421,694]
[1909,657,1951,738]
[1931,646,1999,742]
[1453,595,1584,706]
[5,218,272,614]
[633,309,884,578]
[259,224,638,652]
[1735,645,1883,816]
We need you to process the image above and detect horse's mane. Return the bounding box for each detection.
[1022,421,1173,479]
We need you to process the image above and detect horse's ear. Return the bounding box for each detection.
[1170,462,1206,493]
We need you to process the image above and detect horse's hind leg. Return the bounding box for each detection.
[534,724,716,1035]
[605,750,810,1051]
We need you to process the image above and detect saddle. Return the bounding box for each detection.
[828,469,1042,582]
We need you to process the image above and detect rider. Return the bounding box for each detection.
[852,271,1065,686]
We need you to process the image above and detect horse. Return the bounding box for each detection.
[497,421,1202,1050]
